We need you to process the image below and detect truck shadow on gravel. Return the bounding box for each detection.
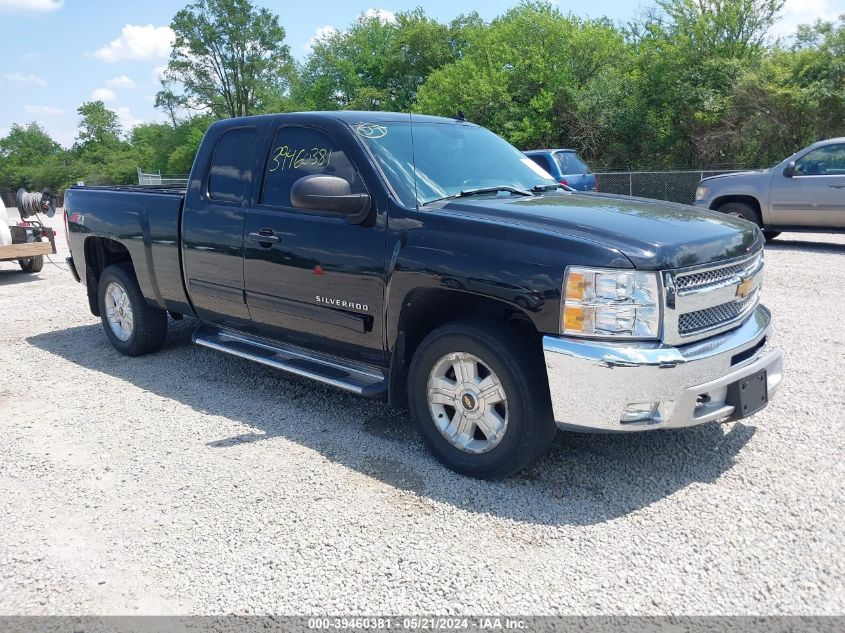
[28,321,756,527]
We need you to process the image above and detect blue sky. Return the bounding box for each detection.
[0,0,842,147]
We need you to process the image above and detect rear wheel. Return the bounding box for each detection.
[408,320,556,479]
[18,256,44,273]
[97,264,168,356]
[717,201,761,226]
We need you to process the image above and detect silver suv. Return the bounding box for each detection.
[694,138,845,240]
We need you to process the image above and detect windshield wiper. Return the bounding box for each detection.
[423,186,533,206]
[531,183,570,193]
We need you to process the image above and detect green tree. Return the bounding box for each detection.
[158,0,293,118]
[416,1,629,163]
[0,123,63,190]
[74,101,123,150]
[71,102,136,186]
[297,8,472,111]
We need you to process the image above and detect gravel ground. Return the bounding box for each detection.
[0,217,843,615]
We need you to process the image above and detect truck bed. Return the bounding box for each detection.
[64,185,190,314]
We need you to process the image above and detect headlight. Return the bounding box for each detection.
[562,267,661,339]
[695,186,709,201]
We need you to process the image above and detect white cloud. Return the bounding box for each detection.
[2,72,46,86]
[92,24,175,62]
[0,0,63,13]
[152,65,168,82]
[364,8,396,23]
[114,106,144,130]
[25,105,63,116]
[772,0,842,38]
[106,75,136,89]
[91,88,117,102]
[0,126,9,138]
[304,25,338,52]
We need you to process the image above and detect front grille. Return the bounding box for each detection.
[675,252,763,293]
[678,288,759,335]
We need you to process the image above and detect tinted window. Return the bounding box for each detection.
[208,127,257,204]
[262,127,364,208]
[555,151,590,175]
[528,154,553,173]
[795,144,845,175]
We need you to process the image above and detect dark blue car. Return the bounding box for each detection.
[523,149,597,192]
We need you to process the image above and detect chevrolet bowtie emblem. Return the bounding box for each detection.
[736,276,754,299]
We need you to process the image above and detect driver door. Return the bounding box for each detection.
[769,143,845,228]
[242,124,386,361]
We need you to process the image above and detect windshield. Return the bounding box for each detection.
[355,120,558,207]
[555,151,589,175]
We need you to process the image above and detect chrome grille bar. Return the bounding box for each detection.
[678,288,760,336]
[675,251,763,293]
[662,250,764,345]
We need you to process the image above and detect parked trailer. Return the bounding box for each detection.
[0,190,57,273]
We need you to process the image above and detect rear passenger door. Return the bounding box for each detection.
[242,123,387,362]
[182,125,260,327]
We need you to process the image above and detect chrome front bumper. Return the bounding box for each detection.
[542,305,782,432]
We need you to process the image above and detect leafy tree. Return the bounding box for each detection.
[158,0,293,118]
[297,8,472,111]
[74,101,123,150]
[0,123,63,190]
[416,1,629,162]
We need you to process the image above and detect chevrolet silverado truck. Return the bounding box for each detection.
[64,112,783,478]
[695,137,845,239]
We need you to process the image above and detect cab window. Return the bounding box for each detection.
[208,127,257,204]
[261,127,365,208]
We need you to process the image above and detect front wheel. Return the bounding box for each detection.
[408,320,556,479]
[97,263,168,356]
[717,201,762,226]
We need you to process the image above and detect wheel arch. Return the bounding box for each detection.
[83,236,133,316]
[711,195,762,220]
[387,287,543,408]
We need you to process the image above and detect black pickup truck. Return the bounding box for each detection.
[64,112,783,478]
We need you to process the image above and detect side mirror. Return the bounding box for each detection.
[783,161,796,178]
[290,175,370,220]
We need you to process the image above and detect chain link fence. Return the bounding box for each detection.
[594,170,751,205]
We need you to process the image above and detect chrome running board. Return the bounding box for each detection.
[193,324,388,397]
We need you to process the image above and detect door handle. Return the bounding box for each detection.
[828,184,845,189]
[248,230,281,245]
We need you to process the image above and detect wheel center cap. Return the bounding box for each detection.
[118,307,124,316]
[460,392,478,412]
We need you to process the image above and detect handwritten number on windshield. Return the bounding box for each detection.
[269,146,331,172]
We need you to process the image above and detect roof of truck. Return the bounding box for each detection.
[524,149,578,154]
[213,111,476,126]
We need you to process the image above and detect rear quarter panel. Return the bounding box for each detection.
[65,188,191,314]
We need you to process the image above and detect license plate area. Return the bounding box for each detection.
[726,370,768,419]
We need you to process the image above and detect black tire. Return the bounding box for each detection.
[717,201,761,226]
[97,263,168,357]
[408,320,557,479]
[18,256,44,273]
[764,231,781,241]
